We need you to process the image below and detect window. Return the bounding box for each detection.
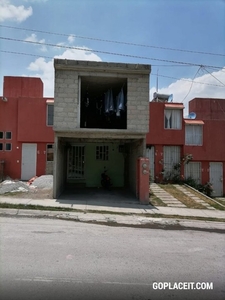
[5,143,12,151]
[0,132,3,139]
[47,144,54,161]
[5,132,11,139]
[80,76,127,129]
[185,125,203,145]
[185,162,201,184]
[96,145,109,161]
[164,109,181,129]
[0,143,3,151]
[47,105,54,126]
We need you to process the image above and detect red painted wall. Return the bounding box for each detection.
[3,76,43,98]
[17,97,54,143]
[146,102,184,145]
[0,76,54,180]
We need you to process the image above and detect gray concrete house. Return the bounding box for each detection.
[53,59,151,200]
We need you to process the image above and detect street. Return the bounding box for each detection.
[0,216,224,300]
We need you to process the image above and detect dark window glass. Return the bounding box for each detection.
[47,105,54,126]
[5,132,12,139]
[5,143,11,151]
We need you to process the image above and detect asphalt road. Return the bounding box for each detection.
[0,216,224,300]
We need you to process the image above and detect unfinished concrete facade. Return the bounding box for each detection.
[53,59,151,201]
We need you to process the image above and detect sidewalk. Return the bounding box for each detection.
[0,196,225,231]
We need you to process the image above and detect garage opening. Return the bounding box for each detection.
[80,76,127,129]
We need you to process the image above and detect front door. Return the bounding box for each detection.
[209,162,223,196]
[21,143,37,180]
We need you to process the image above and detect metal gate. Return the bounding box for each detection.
[67,145,85,181]
[209,162,223,196]
[146,147,155,182]
[163,146,180,179]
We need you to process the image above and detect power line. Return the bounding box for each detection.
[0,36,224,70]
[202,67,225,87]
[1,49,224,88]
[151,72,224,87]
[1,24,225,57]
[182,67,202,102]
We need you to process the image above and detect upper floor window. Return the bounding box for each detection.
[80,76,127,130]
[185,125,203,145]
[164,109,181,129]
[47,104,54,126]
[0,132,3,139]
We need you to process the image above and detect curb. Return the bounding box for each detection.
[1,208,225,232]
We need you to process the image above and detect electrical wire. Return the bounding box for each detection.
[1,49,224,88]
[202,67,225,87]
[1,24,225,57]
[182,66,202,102]
[0,36,224,70]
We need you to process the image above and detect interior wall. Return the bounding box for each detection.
[85,143,124,187]
[66,142,125,188]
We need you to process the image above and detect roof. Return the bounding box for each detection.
[165,103,184,109]
[184,120,204,125]
[54,59,151,74]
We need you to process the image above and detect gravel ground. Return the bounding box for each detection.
[30,175,53,189]
[0,175,53,199]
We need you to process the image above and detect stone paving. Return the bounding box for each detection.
[150,183,186,208]
[174,184,215,210]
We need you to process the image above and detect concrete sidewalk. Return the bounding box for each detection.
[0,196,225,231]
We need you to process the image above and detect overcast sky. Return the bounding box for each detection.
[0,0,224,114]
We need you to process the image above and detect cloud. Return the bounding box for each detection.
[150,68,225,115]
[24,0,48,2]
[0,0,32,22]
[68,35,75,44]
[27,48,102,96]
[24,33,47,51]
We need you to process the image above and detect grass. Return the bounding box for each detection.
[184,185,225,211]
[149,192,167,207]
[158,184,206,209]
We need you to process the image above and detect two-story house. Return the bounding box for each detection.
[53,59,151,203]
[0,76,54,180]
[146,93,225,196]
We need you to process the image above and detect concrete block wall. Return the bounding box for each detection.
[54,60,150,134]
[127,75,149,133]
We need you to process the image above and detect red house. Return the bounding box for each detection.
[146,93,225,197]
[0,76,54,180]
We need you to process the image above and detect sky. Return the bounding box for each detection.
[0,0,225,115]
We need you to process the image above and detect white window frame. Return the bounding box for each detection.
[5,143,12,151]
[164,109,182,129]
[5,131,12,140]
[185,125,203,146]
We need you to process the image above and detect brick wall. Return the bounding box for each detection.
[54,60,150,134]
